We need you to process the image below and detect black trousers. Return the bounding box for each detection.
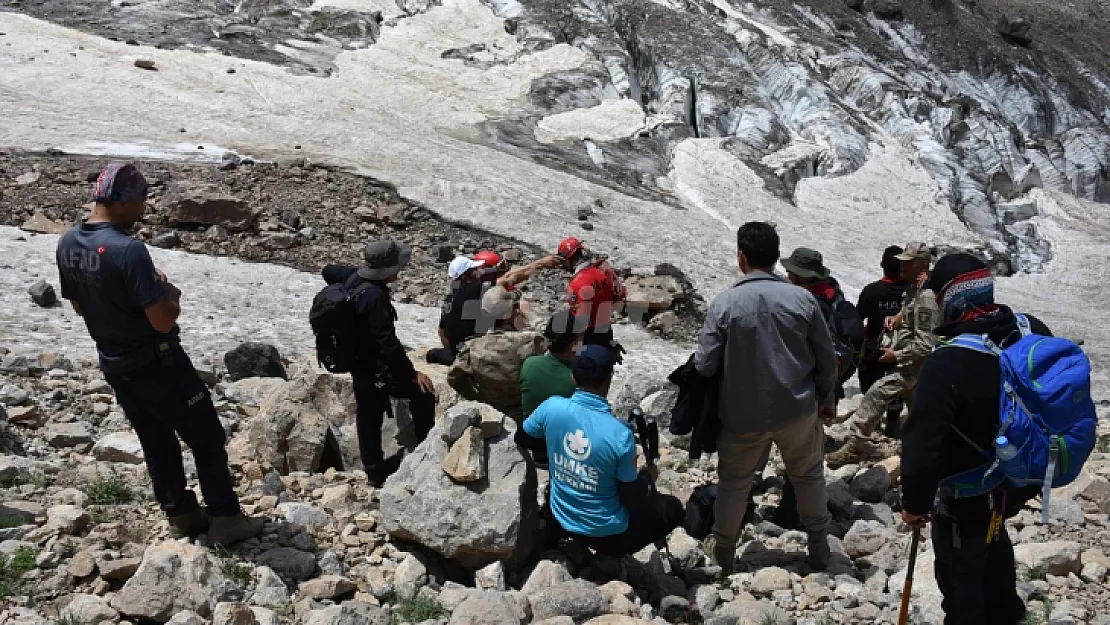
[105,343,240,518]
[565,489,685,557]
[932,498,1026,625]
[425,348,455,366]
[351,374,435,472]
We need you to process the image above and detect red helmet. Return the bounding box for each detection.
[557,237,585,259]
[474,250,506,272]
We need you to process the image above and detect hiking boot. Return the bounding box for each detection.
[168,508,209,539]
[208,513,264,546]
[826,436,882,469]
[705,536,736,576]
[807,529,830,570]
[365,454,403,488]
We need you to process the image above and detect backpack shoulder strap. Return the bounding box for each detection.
[936,333,1001,356]
[1013,313,1033,337]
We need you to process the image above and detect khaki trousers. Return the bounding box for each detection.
[713,412,831,547]
[850,368,917,438]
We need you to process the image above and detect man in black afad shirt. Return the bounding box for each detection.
[901,254,1047,625]
[855,245,908,436]
[326,240,437,486]
[56,163,262,545]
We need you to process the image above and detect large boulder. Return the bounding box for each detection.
[249,372,357,474]
[164,181,255,231]
[379,407,538,570]
[111,542,237,621]
[224,343,287,382]
[62,594,119,625]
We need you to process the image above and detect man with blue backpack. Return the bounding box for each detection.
[900,253,1096,625]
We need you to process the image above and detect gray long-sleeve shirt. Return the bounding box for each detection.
[693,271,838,433]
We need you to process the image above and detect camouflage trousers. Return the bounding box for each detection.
[849,367,918,438]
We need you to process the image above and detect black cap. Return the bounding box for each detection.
[571,345,615,383]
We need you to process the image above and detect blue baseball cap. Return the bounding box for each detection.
[571,344,615,382]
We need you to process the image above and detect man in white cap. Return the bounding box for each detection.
[427,256,489,366]
[346,238,436,486]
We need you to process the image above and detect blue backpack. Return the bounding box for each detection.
[937,315,1097,521]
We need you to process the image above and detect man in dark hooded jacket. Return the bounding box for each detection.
[901,253,1047,625]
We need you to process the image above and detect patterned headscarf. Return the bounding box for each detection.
[93,162,149,204]
[928,253,999,323]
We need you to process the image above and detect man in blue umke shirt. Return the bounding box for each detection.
[56,162,262,546]
[523,345,684,556]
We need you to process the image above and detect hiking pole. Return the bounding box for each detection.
[897,525,923,625]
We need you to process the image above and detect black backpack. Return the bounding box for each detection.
[683,484,717,540]
[821,292,865,383]
[309,280,371,373]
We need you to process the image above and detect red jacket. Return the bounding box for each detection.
[568,260,626,330]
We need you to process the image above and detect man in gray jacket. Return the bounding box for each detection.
[695,222,838,573]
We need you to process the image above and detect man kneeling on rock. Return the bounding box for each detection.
[56,163,263,545]
[522,345,684,557]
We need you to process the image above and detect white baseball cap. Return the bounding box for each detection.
[448,256,485,280]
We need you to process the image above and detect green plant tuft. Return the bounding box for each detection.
[1025,564,1047,582]
[0,546,39,597]
[389,595,446,624]
[83,473,134,505]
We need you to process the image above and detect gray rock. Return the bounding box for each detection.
[44,422,94,448]
[111,542,237,620]
[150,232,181,249]
[302,601,389,625]
[252,607,281,625]
[379,414,538,570]
[0,501,42,525]
[441,404,480,443]
[0,385,30,406]
[280,209,302,229]
[134,59,157,70]
[843,519,891,558]
[63,594,120,625]
[167,611,207,625]
[749,567,792,596]
[715,598,789,623]
[850,466,891,504]
[393,553,428,600]
[27,280,57,307]
[1081,561,1107,583]
[252,565,291,606]
[666,528,703,569]
[93,431,145,464]
[68,549,97,578]
[46,505,90,534]
[449,591,525,625]
[297,575,356,601]
[475,561,506,591]
[659,595,692,622]
[165,181,254,231]
[0,455,59,485]
[529,579,608,622]
[99,557,142,582]
[277,502,330,528]
[223,377,285,407]
[1014,541,1082,576]
[997,12,1032,46]
[213,602,254,625]
[317,550,347,576]
[443,426,486,483]
[689,584,720,615]
[521,559,573,595]
[257,547,317,581]
[225,343,287,382]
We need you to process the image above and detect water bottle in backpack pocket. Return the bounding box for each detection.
[938,315,1097,521]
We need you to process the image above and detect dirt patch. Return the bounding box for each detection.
[0,149,706,342]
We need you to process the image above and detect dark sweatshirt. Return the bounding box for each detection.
[901,307,1050,521]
